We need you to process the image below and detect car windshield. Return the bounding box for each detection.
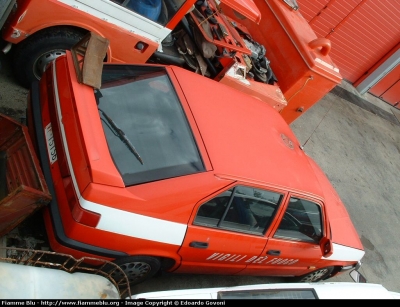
[96,65,205,186]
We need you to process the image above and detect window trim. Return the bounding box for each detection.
[166,67,213,171]
[272,193,325,244]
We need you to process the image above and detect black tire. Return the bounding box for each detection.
[12,26,87,88]
[295,266,334,283]
[110,256,161,286]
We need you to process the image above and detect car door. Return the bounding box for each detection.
[176,185,286,275]
[240,194,329,277]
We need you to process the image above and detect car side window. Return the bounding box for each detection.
[274,197,323,244]
[194,186,283,235]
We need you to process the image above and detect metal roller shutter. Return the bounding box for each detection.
[297,0,400,84]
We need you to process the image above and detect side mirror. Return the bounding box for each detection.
[350,269,367,283]
[320,237,333,257]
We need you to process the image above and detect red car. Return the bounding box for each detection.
[27,51,364,285]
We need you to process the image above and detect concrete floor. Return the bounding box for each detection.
[290,82,400,292]
[1,49,400,293]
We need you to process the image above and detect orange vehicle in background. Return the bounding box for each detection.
[1,0,341,123]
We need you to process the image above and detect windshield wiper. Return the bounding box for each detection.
[98,108,144,165]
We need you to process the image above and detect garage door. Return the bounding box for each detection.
[297,0,400,84]
[369,63,400,109]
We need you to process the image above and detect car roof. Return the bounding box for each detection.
[170,66,323,197]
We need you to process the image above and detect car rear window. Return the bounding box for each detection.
[95,65,205,186]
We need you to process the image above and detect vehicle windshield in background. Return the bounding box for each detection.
[96,65,205,186]
[218,288,316,299]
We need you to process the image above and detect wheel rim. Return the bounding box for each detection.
[112,261,152,285]
[301,268,329,282]
[33,49,66,79]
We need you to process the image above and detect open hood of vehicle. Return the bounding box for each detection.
[220,0,261,24]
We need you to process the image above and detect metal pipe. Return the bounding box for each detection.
[152,51,186,66]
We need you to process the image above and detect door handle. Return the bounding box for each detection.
[189,241,209,249]
[267,250,281,256]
